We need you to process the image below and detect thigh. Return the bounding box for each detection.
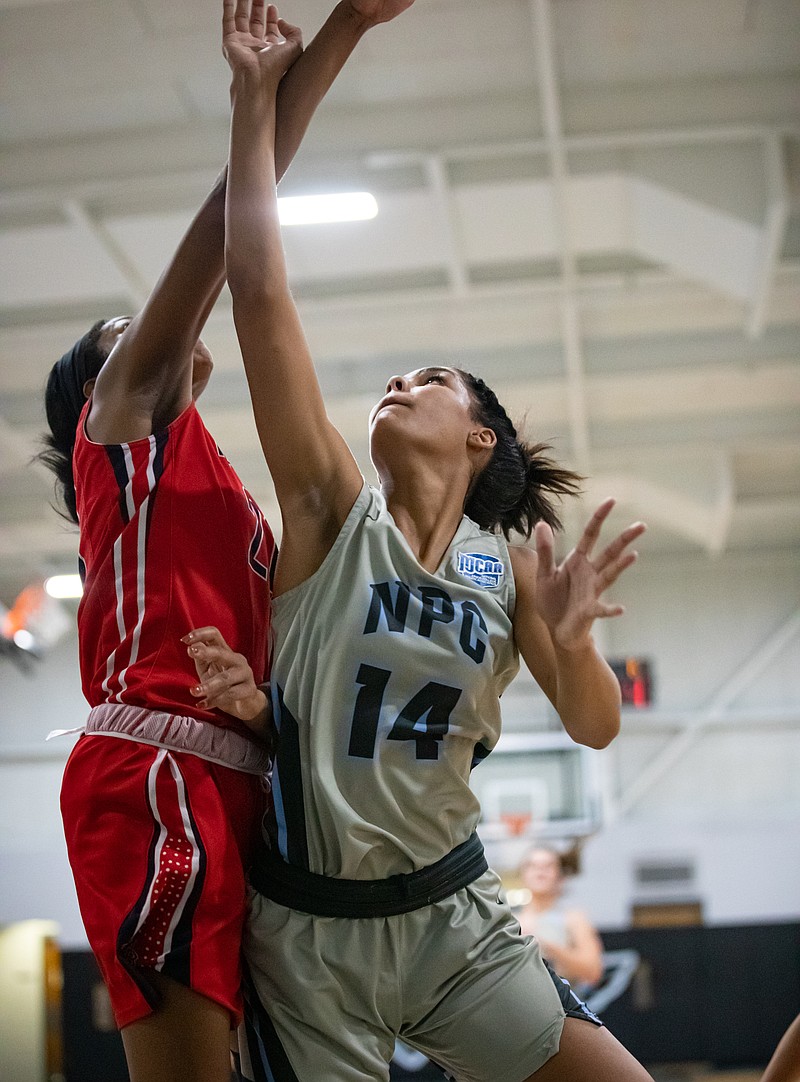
[238,892,397,1082]
[122,972,232,1082]
[62,736,259,1029]
[524,1017,654,1082]
[401,875,566,1082]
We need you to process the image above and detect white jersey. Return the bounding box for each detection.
[266,482,520,879]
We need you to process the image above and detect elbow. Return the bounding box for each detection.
[225,247,289,309]
[227,267,284,314]
[575,714,620,750]
[587,720,620,750]
[225,252,260,302]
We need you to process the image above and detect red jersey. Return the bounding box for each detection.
[73,400,274,734]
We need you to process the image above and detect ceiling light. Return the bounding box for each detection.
[13,629,36,651]
[44,574,83,599]
[278,192,378,226]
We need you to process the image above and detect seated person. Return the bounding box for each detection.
[518,846,604,989]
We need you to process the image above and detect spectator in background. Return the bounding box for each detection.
[518,846,604,989]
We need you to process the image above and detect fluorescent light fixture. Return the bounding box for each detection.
[44,574,83,599]
[278,192,378,226]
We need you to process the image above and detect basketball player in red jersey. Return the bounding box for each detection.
[39,5,415,1081]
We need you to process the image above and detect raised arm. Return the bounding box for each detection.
[510,499,646,749]
[90,0,408,445]
[224,2,415,592]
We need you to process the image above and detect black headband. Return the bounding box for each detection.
[48,321,106,435]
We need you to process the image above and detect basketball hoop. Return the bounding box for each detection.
[500,813,532,838]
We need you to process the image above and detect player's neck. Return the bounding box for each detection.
[381,467,468,574]
[525,892,559,914]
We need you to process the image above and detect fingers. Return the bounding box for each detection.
[265,3,282,41]
[593,521,646,572]
[575,497,616,558]
[231,0,253,34]
[222,0,238,36]
[182,626,228,648]
[186,640,239,668]
[191,665,246,700]
[190,652,253,695]
[277,17,303,46]
[250,0,268,39]
[594,601,625,619]
[191,675,255,711]
[597,549,638,591]
[534,520,556,577]
[183,627,244,684]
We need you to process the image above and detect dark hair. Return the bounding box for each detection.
[38,319,108,524]
[457,370,583,539]
[523,845,565,875]
[524,842,581,878]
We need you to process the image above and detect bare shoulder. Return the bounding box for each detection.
[565,908,600,935]
[508,543,538,576]
[508,544,538,603]
[565,906,590,924]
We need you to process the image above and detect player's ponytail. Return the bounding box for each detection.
[458,369,583,539]
[38,319,107,524]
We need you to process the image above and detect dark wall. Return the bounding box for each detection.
[61,951,129,1082]
[600,922,800,1067]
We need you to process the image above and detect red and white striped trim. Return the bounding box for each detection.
[102,435,159,703]
[128,750,202,972]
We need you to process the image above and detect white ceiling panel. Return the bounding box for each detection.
[554,0,800,84]
[0,86,188,144]
[1,0,799,603]
[0,223,132,305]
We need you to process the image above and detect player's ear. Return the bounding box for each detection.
[467,426,496,451]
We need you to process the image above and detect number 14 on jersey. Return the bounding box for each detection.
[348,663,462,761]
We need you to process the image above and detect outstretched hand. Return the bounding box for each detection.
[346,0,416,25]
[222,0,303,82]
[534,498,645,651]
[182,626,270,735]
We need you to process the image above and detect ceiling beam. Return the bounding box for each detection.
[423,155,469,296]
[63,200,149,310]
[609,608,800,823]
[530,0,591,468]
[746,134,791,339]
[6,120,799,218]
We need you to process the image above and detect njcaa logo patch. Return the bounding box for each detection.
[455,551,504,589]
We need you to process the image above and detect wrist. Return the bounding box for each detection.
[336,1,379,36]
[552,633,595,658]
[229,68,280,105]
[240,687,269,723]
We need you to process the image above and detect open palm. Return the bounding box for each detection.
[535,498,646,650]
[222,0,303,80]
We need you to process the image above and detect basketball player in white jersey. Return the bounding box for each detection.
[195,2,655,1077]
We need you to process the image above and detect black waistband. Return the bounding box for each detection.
[249,833,488,918]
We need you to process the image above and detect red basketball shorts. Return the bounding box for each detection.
[61,734,266,1029]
